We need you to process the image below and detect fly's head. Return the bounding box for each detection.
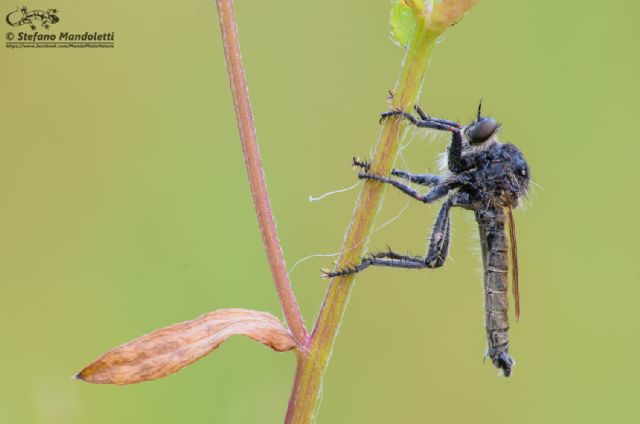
[465,118,499,145]
[461,101,530,208]
[463,100,500,145]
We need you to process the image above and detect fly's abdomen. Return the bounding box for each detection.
[477,208,514,376]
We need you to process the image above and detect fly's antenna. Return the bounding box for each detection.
[477,98,483,121]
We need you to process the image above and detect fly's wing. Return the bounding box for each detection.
[506,206,520,321]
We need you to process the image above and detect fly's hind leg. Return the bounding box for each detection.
[323,193,472,278]
[425,192,473,267]
[425,200,453,268]
[323,250,427,278]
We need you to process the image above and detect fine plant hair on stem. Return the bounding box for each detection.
[287,194,410,280]
[308,180,362,202]
[288,251,342,279]
[292,149,415,278]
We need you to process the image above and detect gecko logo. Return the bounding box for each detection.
[5,6,59,30]
[5,5,115,49]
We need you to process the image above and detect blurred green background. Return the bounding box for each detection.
[1,1,639,423]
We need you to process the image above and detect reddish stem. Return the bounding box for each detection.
[215,0,308,345]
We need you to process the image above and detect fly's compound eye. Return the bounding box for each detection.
[467,117,498,145]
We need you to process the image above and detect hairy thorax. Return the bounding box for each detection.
[460,140,530,208]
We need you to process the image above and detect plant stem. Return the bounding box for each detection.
[215,0,308,345]
[284,22,439,423]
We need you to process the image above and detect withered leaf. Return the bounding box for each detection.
[76,308,297,385]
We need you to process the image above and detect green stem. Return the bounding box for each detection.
[284,22,439,423]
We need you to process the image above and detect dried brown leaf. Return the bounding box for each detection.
[76,308,297,385]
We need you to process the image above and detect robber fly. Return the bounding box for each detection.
[324,102,530,377]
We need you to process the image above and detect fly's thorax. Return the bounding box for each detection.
[500,143,530,202]
[464,142,530,208]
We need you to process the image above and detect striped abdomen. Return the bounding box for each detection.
[476,207,514,376]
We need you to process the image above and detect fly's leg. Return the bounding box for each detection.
[323,251,428,278]
[358,172,452,204]
[413,105,461,128]
[425,192,473,267]
[377,106,471,173]
[424,201,452,268]
[380,110,454,131]
[447,128,470,173]
[351,157,371,171]
[323,193,471,277]
[391,170,440,187]
[380,105,460,130]
[352,157,440,187]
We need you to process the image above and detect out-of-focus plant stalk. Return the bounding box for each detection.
[214,0,308,345]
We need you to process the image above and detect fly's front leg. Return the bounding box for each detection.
[352,157,371,172]
[380,105,460,131]
[380,110,455,131]
[413,105,461,128]
[447,128,470,173]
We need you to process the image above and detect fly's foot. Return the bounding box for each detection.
[357,172,389,183]
[320,268,332,279]
[379,108,408,124]
[321,264,359,278]
[490,351,514,377]
[352,157,370,171]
